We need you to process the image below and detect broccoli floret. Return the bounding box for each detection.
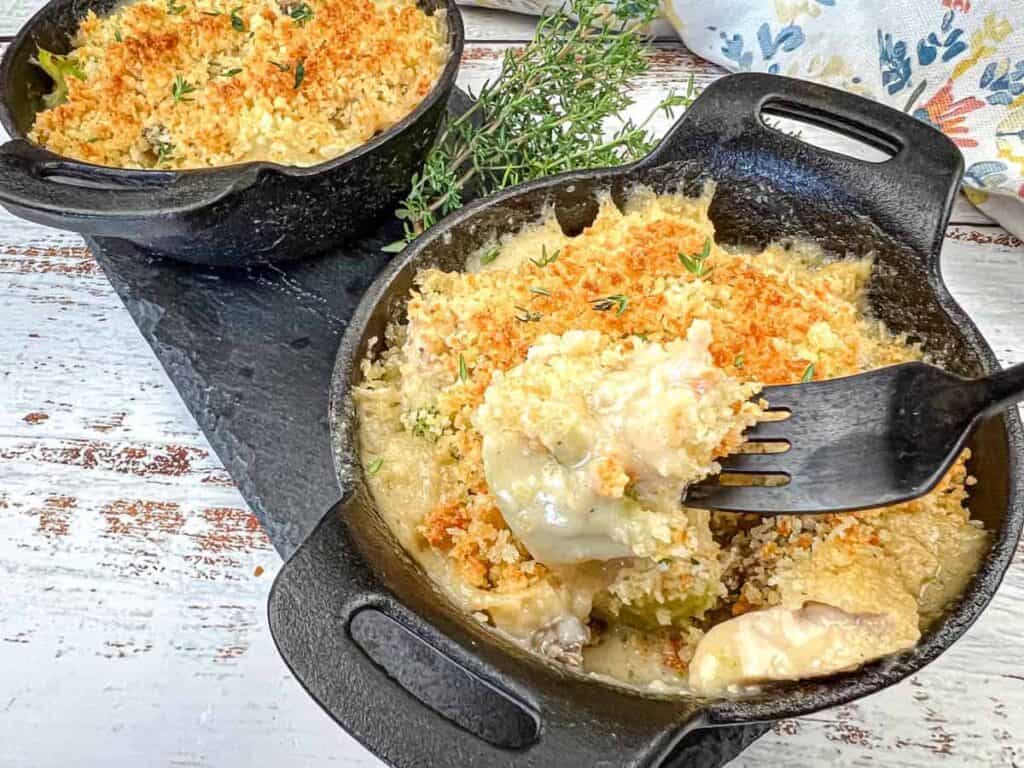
[32,48,85,109]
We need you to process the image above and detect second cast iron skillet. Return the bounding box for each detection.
[0,0,463,266]
[269,74,1024,767]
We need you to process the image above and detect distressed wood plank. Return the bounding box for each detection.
[0,448,374,766]
[0,27,1021,768]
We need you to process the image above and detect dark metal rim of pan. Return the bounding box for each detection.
[294,74,1024,767]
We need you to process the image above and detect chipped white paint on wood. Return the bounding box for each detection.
[0,9,1021,767]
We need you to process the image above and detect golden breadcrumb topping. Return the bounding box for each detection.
[28,0,448,168]
[355,189,986,690]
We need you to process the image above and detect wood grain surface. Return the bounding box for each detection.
[0,7,1021,767]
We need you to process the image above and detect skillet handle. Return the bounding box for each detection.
[268,497,705,768]
[0,139,257,236]
[652,73,964,259]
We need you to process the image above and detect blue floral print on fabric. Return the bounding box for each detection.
[720,31,753,70]
[878,30,913,94]
[757,23,805,60]
[721,23,805,73]
[917,11,967,66]
[965,161,1010,189]
[980,60,1024,106]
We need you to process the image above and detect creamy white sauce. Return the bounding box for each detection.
[480,432,641,564]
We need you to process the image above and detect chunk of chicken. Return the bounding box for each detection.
[688,602,919,693]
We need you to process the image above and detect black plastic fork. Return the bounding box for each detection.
[685,361,1024,514]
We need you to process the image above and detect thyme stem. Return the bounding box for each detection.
[391,0,698,245]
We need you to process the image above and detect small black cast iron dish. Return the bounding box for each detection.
[0,0,463,266]
[269,74,1024,767]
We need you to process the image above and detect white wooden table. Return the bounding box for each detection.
[1,6,1022,766]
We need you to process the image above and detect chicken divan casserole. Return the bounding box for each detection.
[28,0,448,169]
[354,189,987,694]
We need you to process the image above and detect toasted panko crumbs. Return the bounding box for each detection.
[355,188,987,688]
[29,0,448,168]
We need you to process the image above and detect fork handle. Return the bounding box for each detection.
[978,362,1024,419]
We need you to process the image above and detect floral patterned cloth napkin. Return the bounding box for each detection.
[469,0,1024,237]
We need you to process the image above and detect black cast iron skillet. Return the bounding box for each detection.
[269,74,1024,767]
[0,0,463,266]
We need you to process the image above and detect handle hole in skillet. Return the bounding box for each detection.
[37,164,178,190]
[348,608,540,749]
[760,99,899,164]
[555,191,601,237]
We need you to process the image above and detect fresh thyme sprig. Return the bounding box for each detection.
[289,2,314,25]
[514,306,543,322]
[152,138,175,165]
[591,294,629,315]
[530,246,560,268]
[679,237,712,276]
[171,74,197,103]
[390,0,696,247]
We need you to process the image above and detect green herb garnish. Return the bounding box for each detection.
[678,238,712,277]
[230,7,245,31]
[31,48,86,108]
[391,0,697,244]
[478,246,499,265]
[457,354,469,383]
[171,74,197,103]
[367,457,384,475]
[734,352,745,369]
[219,67,243,77]
[529,286,551,297]
[514,306,542,323]
[167,0,186,14]
[289,2,314,25]
[293,58,305,89]
[591,294,629,315]
[410,407,441,440]
[270,60,291,72]
[114,27,123,42]
[154,141,175,164]
[801,362,815,383]
[530,246,560,268]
